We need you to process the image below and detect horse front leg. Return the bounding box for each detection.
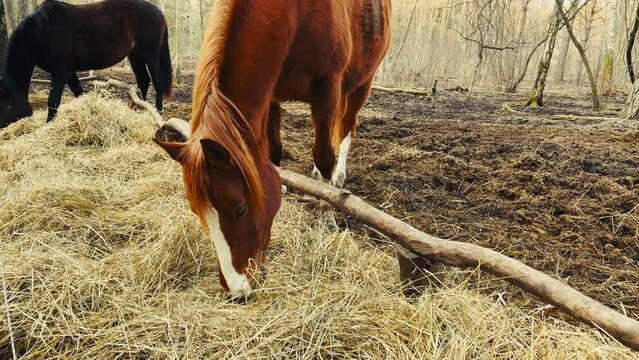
[310,76,343,231]
[47,73,67,122]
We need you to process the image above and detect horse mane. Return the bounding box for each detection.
[182,0,265,219]
[32,0,59,24]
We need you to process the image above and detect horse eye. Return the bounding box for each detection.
[235,204,248,219]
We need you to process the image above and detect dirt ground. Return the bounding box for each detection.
[30,70,639,318]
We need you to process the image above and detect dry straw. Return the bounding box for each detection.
[0,92,634,359]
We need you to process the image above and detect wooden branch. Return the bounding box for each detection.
[456,31,518,51]
[32,75,98,85]
[551,114,615,121]
[277,168,639,351]
[92,79,191,139]
[498,103,522,114]
[372,85,432,96]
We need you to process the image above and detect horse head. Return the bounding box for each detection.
[155,133,282,300]
[0,75,32,129]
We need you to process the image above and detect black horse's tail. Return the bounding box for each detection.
[159,27,173,100]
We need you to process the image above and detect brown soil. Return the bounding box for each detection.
[31,70,639,318]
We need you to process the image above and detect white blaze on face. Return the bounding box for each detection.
[204,209,252,296]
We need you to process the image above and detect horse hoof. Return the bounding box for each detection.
[331,171,346,188]
[322,211,339,232]
[311,166,322,181]
[326,217,339,232]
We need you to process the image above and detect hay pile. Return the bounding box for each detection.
[0,92,634,359]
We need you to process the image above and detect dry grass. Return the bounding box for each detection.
[0,92,635,359]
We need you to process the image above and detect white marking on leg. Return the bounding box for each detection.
[205,209,252,296]
[312,165,322,181]
[332,132,351,188]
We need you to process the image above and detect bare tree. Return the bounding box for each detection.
[508,0,532,87]
[526,5,562,107]
[555,0,600,110]
[0,0,7,71]
[3,0,16,32]
[17,0,28,20]
[554,0,580,82]
[601,0,619,95]
[622,80,639,119]
[626,0,639,83]
[575,0,599,84]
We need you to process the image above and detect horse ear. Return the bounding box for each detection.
[153,139,186,163]
[200,139,235,170]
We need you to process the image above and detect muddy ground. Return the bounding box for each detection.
[30,70,639,318]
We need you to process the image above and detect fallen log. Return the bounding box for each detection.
[497,103,522,114]
[32,75,98,85]
[372,85,432,96]
[278,168,639,351]
[551,114,616,121]
[92,80,639,351]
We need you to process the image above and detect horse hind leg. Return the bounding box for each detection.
[267,102,283,167]
[128,49,151,101]
[332,81,373,189]
[267,102,288,195]
[144,53,164,112]
[67,73,84,97]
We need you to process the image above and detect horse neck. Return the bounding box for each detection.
[4,28,35,95]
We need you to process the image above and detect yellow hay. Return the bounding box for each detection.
[0,93,634,359]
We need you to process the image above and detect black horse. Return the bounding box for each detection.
[0,0,173,129]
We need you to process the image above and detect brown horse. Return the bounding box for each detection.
[155,0,391,298]
[0,0,172,128]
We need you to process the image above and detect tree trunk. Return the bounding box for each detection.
[576,0,597,84]
[526,5,562,107]
[3,0,15,33]
[173,0,182,84]
[626,1,639,83]
[508,0,531,86]
[17,0,27,20]
[601,0,619,95]
[199,0,204,39]
[555,0,600,110]
[0,0,7,71]
[622,79,639,119]
[553,0,579,82]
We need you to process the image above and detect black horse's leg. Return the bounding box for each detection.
[128,49,150,100]
[67,73,84,97]
[145,57,163,113]
[47,73,67,122]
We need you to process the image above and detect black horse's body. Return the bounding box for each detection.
[0,0,172,128]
